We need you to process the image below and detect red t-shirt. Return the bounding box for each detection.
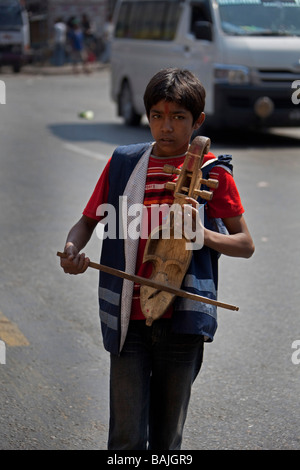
[83,151,244,320]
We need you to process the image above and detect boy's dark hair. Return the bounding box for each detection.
[143,68,206,124]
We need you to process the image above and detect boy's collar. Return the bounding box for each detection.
[150,151,187,160]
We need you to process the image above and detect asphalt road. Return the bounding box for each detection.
[0,66,299,450]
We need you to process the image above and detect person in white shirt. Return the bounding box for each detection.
[53,17,67,66]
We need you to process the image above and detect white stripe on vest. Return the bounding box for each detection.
[119,144,153,351]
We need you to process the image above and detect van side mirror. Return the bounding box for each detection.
[193,21,213,41]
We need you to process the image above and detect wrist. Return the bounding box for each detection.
[64,241,78,253]
[203,227,214,247]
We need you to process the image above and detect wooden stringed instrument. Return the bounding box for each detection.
[140,135,219,326]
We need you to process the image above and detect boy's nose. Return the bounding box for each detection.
[161,117,173,131]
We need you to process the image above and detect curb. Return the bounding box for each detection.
[21,62,109,76]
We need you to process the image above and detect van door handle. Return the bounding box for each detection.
[172,45,190,54]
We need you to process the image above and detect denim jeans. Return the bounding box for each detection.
[108,319,204,450]
[52,43,65,66]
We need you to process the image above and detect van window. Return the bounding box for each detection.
[217,0,300,36]
[0,3,23,28]
[115,0,182,40]
[190,1,213,40]
[190,0,213,30]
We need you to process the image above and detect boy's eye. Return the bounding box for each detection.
[150,114,185,120]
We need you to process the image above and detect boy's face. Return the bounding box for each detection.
[148,100,204,158]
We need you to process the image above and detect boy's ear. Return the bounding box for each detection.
[193,112,205,130]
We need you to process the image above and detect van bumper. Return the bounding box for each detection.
[212,84,300,129]
[0,47,26,68]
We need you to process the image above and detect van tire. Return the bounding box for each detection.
[13,64,21,73]
[119,81,141,126]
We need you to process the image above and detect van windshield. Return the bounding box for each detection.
[217,0,300,36]
[0,5,23,29]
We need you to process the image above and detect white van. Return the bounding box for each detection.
[0,0,30,73]
[111,0,300,129]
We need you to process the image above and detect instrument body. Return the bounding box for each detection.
[140,136,219,326]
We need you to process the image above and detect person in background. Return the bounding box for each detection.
[67,18,91,74]
[81,13,97,63]
[52,17,66,66]
[101,14,113,63]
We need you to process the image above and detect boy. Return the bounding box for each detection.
[60,68,254,450]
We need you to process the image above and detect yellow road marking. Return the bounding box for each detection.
[0,311,29,347]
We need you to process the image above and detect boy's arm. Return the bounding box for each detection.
[204,214,255,258]
[184,197,254,258]
[60,215,98,274]
[60,158,110,274]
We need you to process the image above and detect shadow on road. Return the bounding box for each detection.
[48,122,152,147]
[48,121,300,149]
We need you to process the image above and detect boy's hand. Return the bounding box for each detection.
[182,198,204,249]
[170,197,204,250]
[60,242,90,275]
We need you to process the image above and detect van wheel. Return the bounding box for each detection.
[13,64,21,73]
[119,81,141,126]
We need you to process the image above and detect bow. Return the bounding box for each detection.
[57,251,239,312]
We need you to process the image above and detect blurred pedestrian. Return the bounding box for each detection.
[81,13,92,39]
[81,13,97,63]
[101,14,113,63]
[52,17,66,66]
[67,18,91,74]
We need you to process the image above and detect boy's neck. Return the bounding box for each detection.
[151,150,187,160]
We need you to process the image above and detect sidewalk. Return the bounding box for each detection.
[22,61,109,76]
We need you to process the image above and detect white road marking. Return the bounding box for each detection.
[63,142,108,161]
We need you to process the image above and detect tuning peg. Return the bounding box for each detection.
[200,178,219,189]
[194,189,213,201]
[163,165,181,175]
[165,181,176,191]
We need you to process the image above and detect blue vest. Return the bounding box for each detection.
[98,142,233,355]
